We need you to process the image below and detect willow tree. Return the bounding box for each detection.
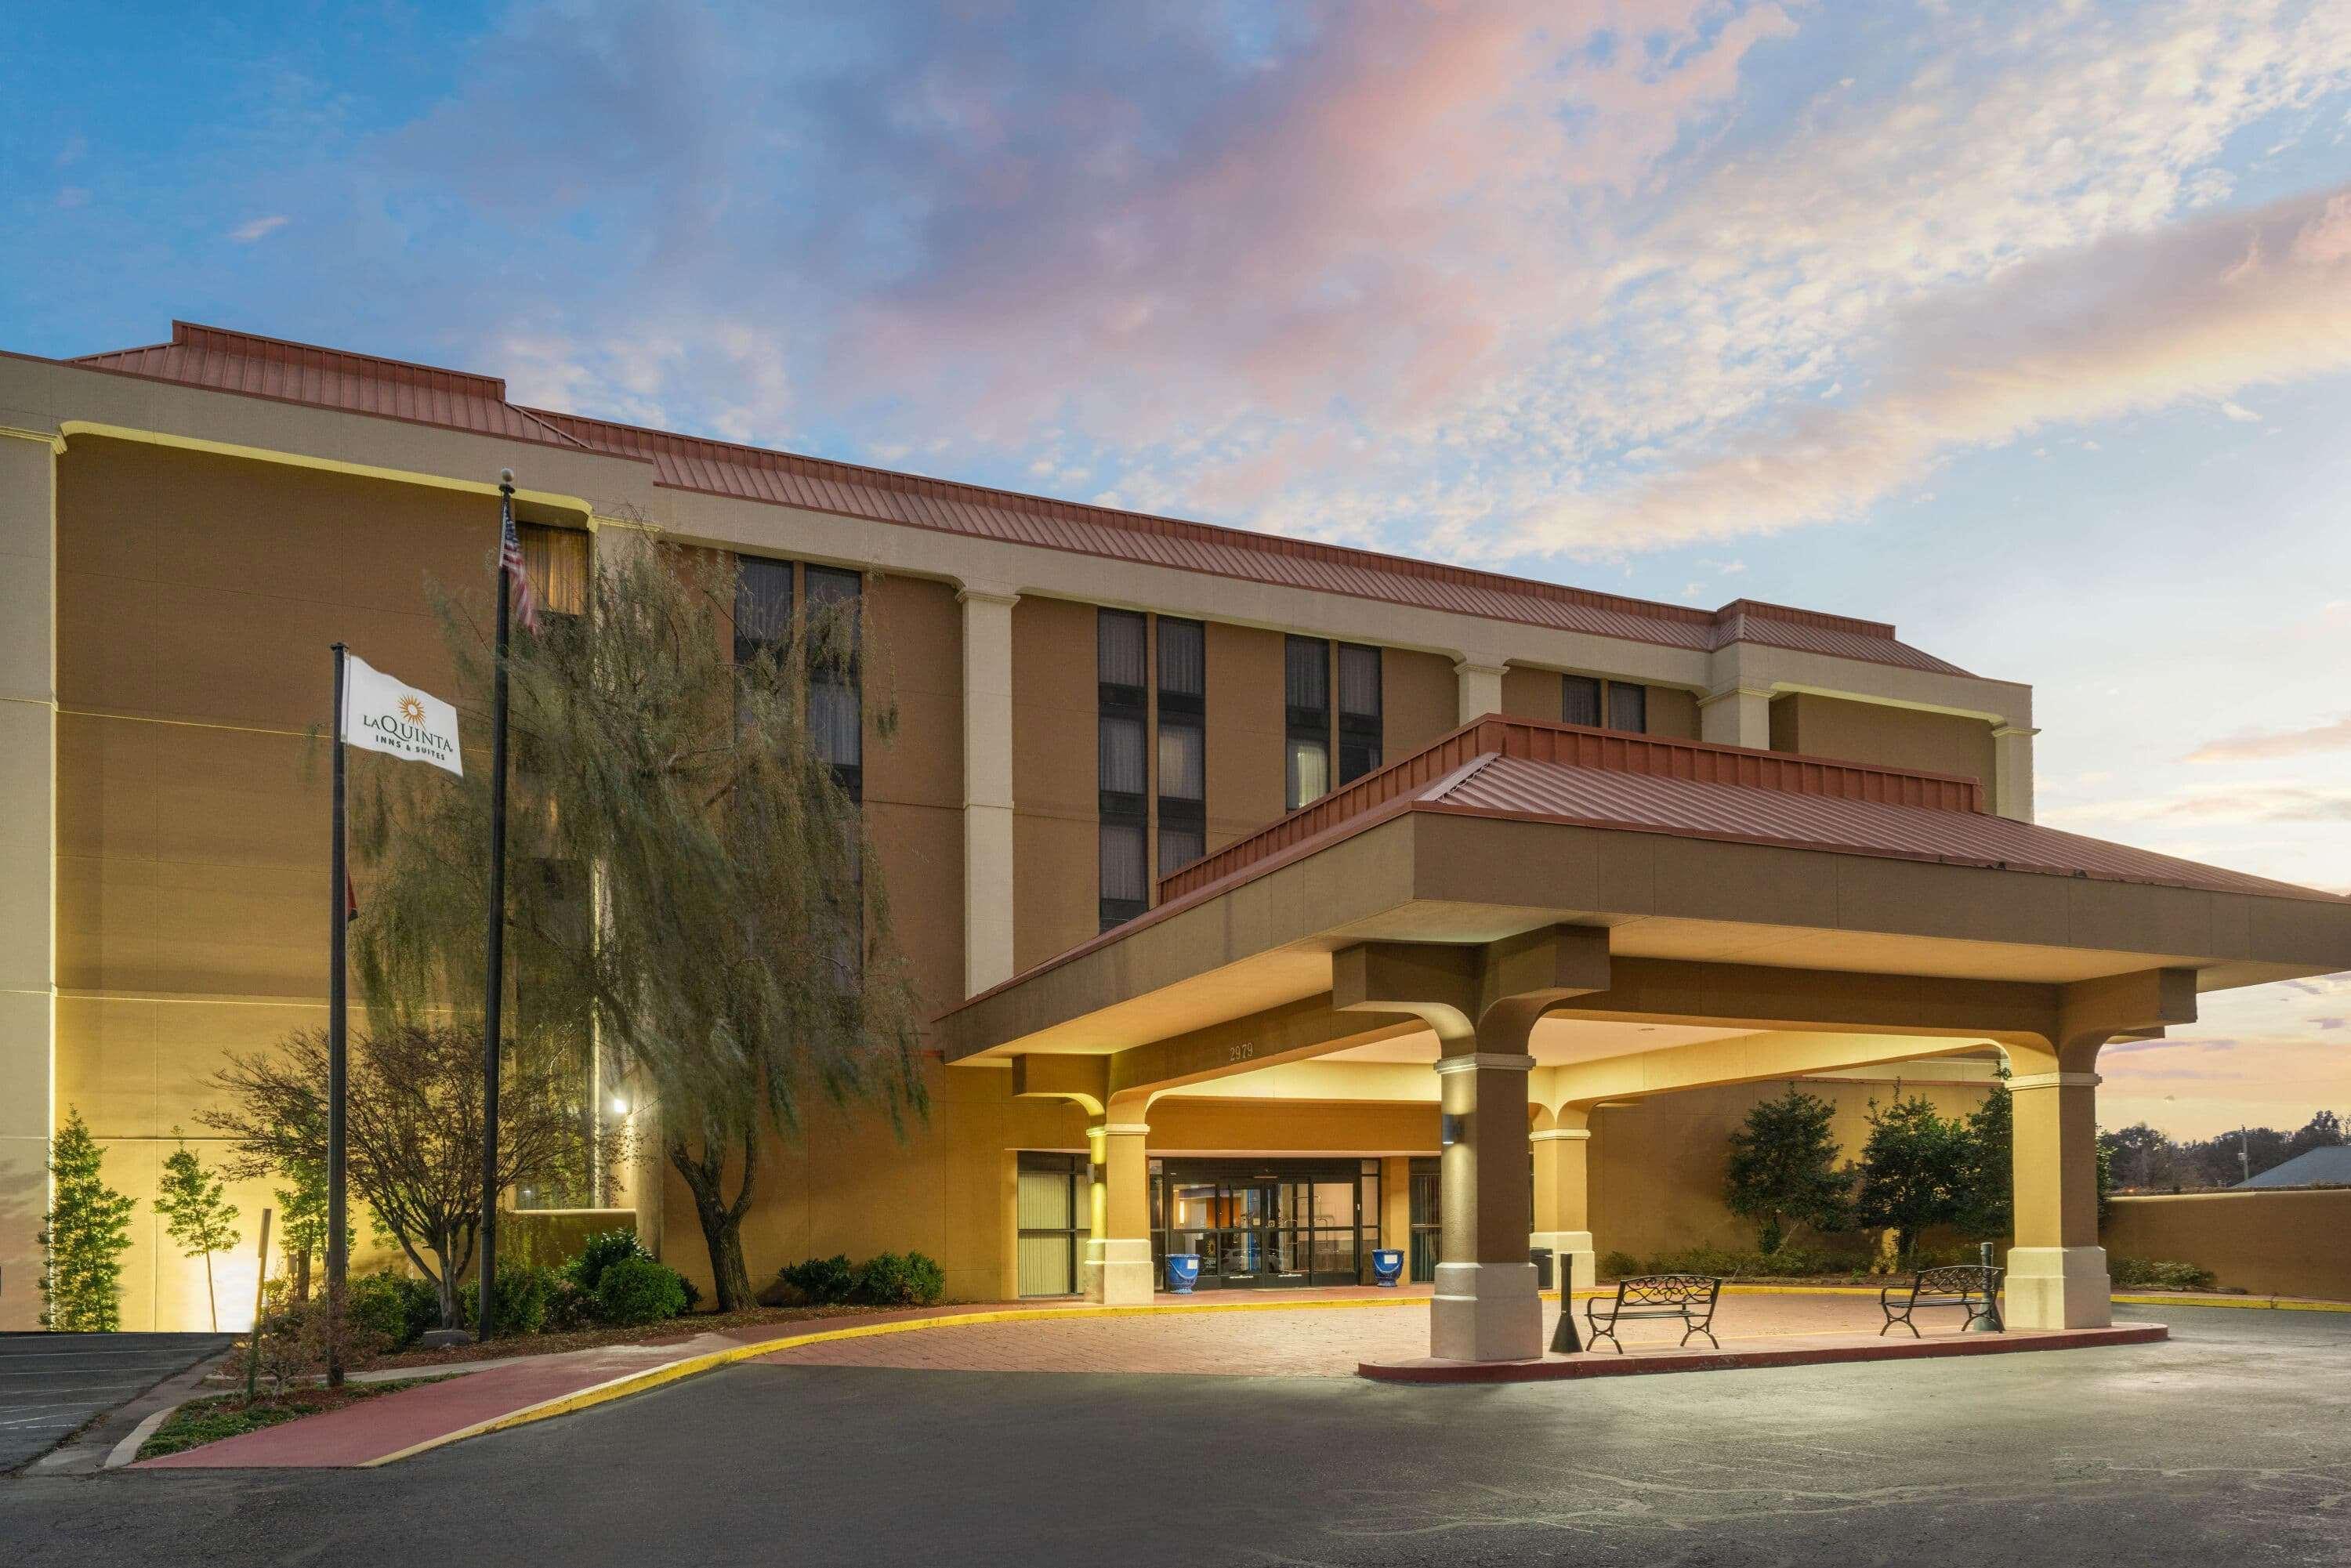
[349,538,926,1309]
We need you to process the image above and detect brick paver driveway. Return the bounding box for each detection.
[759,1291,1893,1376]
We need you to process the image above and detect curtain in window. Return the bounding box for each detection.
[1562,675,1602,727]
[520,524,592,618]
[1157,720,1204,801]
[1338,644,1381,719]
[1287,737,1330,809]
[1099,610,1147,687]
[1099,715,1147,795]
[1017,1233,1074,1298]
[1158,824,1205,875]
[1285,637,1329,712]
[1607,682,1647,733]
[805,564,862,609]
[734,556,793,657]
[1157,618,1205,697]
[813,679,862,766]
[1099,820,1148,903]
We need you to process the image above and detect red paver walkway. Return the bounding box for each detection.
[132,1309,970,1469]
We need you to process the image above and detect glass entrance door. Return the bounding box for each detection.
[1154,1161,1367,1288]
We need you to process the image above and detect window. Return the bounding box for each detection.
[734,556,793,665]
[517,523,590,618]
[806,567,864,798]
[1156,617,1206,876]
[1099,610,1150,929]
[1284,636,1333,810]
[1562,675,1602,728]
[1016,1153,1083,1297]
[734,556,863,983]
[1607,681,1646,733]
[1562,674,1646,734]
[1337,643,1382,784]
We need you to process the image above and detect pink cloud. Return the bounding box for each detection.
[2187,715,2351,764]
[839,2,1797,440]
[1502,184,2351,554]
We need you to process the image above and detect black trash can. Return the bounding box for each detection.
[1529,1246,1554,1291]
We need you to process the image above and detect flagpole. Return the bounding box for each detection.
[326,642,350,1388]
[479,472,516,1342]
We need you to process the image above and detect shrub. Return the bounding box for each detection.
[566,1229,650,1295]
[249,1293,394,1389]
[2110,1256,2217,1291]
[544,1279,600,1332]
[849,1251,946,1307]
[346,1273,417,1350]
[595,1255,690,1324]
[1599,1251,1641,1281]
[464,1263,563,1337]
[678,1274,703,1313]
[769,1254,857,1306]
[343,1271,444,1351]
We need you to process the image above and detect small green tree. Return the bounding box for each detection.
[1722,1085,1849,1253]
[1849,1091,1972,1266]
[153,1128,242,1331]
[39,1108,136,1331]
[1954,1074,2013,1240]
[274,1154,350,1303]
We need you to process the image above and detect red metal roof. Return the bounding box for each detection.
[1161,715,2339,907]
[73,322,589,448]
[55,322,1976,678]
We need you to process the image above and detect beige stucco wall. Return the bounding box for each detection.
[861,574,965,1015]
[1645,684,1700,740]
[1771,691,1996,791]
[0,430,56,1331]
[2103,1189,2351,1301]
[1009,596,1097,972]
[1384,648,1458,757]
[1589,1076,1994,1262]
[51,436,462,1328]
[1499,665,1563,721]
[1204,621,1285,850]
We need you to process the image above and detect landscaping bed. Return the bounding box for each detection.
[138,1379,440,1461]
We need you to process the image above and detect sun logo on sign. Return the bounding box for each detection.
[397,694,426,723]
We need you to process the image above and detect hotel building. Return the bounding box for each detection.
[3,324,2344,1357]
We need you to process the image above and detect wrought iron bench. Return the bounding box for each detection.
[1879,1264,2003,1337]
[1583,1273,1722,1353]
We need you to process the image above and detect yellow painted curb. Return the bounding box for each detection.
[362,1295,1425,1466]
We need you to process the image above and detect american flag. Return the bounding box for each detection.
[499,511,541,634]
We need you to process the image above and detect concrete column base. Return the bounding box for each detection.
[1430,1261,1543,1362]
[2005,1246,2111,1329]
[1530,1232,1596,1293]
[1081,1237,1156,1305]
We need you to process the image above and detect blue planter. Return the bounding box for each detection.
[1370,1249,1404,1287]
[1165,1254,1201,1294]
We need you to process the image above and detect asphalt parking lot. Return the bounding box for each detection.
[4,1305,2346,1566]
[0,1334,233,1472]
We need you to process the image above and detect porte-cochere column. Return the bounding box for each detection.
[1530,1105,1596,1295]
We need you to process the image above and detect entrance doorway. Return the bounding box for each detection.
[1151,1159,1378,1288]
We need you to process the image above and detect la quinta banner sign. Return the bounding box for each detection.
[340,653,463,776]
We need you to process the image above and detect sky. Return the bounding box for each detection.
[5,0,2349,1141]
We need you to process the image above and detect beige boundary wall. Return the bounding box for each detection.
[2104,1189,2351,1302]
